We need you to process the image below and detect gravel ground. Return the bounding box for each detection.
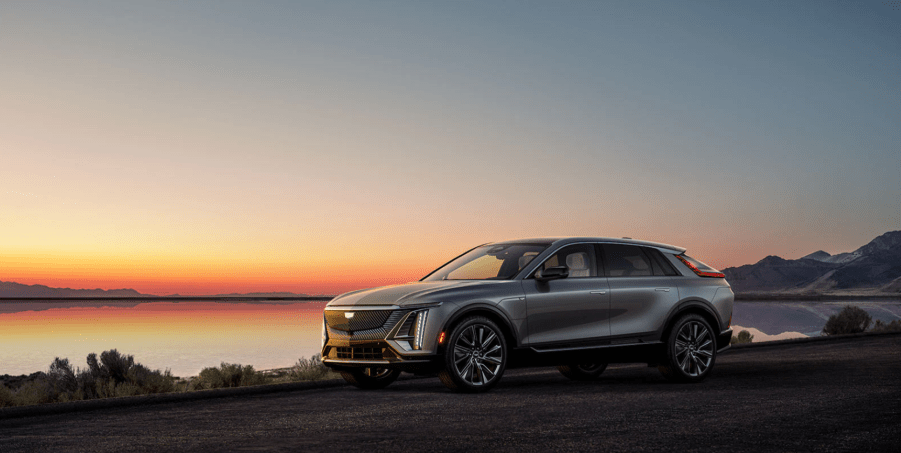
[1,334,899,452]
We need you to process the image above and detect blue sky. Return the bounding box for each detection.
[1,1,898,293]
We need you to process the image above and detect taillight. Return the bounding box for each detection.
[676,254,725,278]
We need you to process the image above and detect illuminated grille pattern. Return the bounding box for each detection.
[327,326,387,341]
[325,309,392,331]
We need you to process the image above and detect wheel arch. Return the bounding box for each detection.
[659,299,723,345]
[438,304,519,354]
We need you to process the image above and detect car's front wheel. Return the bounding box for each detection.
[438,316,507,393]
[658,314,717,382]
[340,367,401,390]
[557,362,608,381]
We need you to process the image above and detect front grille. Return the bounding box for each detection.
[325,309,393,331]
[336,347,383,360]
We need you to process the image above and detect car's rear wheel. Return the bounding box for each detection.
[658,314,717,382]
[438,316,507,393]
[340,367,401,390]
[557,362,608,381]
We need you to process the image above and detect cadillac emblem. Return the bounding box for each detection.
[344,312,355,319]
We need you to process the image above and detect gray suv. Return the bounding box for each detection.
[321,237,734,392]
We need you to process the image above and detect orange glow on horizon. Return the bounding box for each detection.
[1,239,796,295]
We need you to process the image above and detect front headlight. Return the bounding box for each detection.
[390,308,430,352]
[321,315,328,349]
[413,309,428,350]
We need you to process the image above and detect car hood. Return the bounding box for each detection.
[327,281,507,307]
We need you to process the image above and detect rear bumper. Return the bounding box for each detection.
[717,328,733,353]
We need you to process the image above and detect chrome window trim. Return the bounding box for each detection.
[518,241,682,280]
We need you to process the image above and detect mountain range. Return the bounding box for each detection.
[0,281,144,298]
[721,230,901,295]
[0,281,311,298]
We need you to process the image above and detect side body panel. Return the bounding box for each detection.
[608,276,678,336]
[521,277,611,345]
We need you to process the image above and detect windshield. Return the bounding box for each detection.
[422,244,550,281]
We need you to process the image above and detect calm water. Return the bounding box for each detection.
[731,300,901,340]
[0,300,327,377]
[1,299,899,376]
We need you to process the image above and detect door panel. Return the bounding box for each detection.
[522,278,611,344]
[521,243,610,345]
[607,276,677,336]
[602,243,679,336]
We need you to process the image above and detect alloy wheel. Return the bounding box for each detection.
[452,323,504,386]
[674,321,714,377]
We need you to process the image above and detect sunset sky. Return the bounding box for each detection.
[2,1,899,295]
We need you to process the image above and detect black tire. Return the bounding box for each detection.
[438,316,507,393]
[658,314,717,383]
[557,362,608,381]
[340,367,401,390]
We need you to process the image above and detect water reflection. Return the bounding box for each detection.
[0,300,327,377]
[732,300,901,337]
[1,299,899,376]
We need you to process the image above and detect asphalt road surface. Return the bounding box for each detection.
[2,335,899,452]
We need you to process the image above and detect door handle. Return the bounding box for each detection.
[589,290,607,295]
[655,288,670,292]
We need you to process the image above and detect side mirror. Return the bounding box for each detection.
[536,266,569,282]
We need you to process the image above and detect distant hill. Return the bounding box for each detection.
[723,231,901,295]
[209,292,310,297]
[0,281,314,298]
[0,281,146,298]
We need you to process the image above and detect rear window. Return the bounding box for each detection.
[645,248,680,276]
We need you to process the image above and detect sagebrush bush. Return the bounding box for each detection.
[0,385,16,408]
[0,350,175,407]
[731,330,754,344]
[822,305,872,336]
[869,319,901,333]
[289,354,337,381]
[191,363,267,390]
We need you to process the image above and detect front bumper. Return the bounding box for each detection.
[320,305,444,372]
[321,341,440,372]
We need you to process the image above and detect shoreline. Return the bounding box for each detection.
[3,331,899,421]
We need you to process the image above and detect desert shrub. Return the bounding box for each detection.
[13,380,55,406]
[98,349,134,383]
[731,330,754,344]
[127,363,176,394]
[822,305,872,336]
[869,319,901,333]
[47,357,78,394]
[0,385,15,408]
[289,354,338,381]
[191,363,267,390]
[1,350,177,407]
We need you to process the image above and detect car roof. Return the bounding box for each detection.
[490,237,686,253]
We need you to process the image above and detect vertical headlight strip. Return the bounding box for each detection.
[321,315,328,349]
[413,309,428,350]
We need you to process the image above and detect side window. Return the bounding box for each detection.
[534,244,597,278]
[603,244,652,277]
